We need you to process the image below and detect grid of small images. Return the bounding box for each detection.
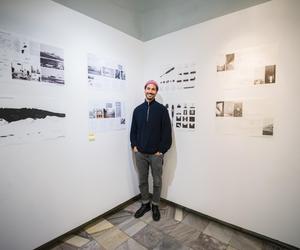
[165,103,196,130]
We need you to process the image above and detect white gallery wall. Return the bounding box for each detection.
[0,1,142,249]
[1,0,300,249]
[144,0,300,248]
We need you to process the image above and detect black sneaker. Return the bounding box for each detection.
[134,202,151,218]
[152,205,160,221]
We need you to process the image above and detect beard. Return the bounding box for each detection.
[145,93,155,101]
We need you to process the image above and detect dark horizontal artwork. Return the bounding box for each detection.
[0,108,65,123]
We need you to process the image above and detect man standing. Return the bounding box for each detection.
[130,80,172,221]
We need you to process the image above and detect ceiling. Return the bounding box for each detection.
[52,0,271,41]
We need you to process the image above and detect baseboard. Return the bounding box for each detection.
[160,198,299,250]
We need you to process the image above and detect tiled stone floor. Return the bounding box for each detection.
[50,200,295,250]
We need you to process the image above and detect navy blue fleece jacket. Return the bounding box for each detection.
[130,100,172,154]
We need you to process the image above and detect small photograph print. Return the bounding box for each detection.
[217,53,234,72]
[265,65,276,84]
[182,123,188,128]
[225,53,235,70]
[176,123,181,128]
[40,44,64,84]
[189,116,195,122]
[216,101,224,117]
[189,123,195,129]
[189,109,195,115]
[223,101,243,117]
[262,118,273,136]
[217,64,225,72]
[176,116,181,121]
[40,44,64,64]
[41,67,64,84]
[11,61,41,82]
[115,64,126,80]
[40,57,64,70]
[182,116,188,122]
[233,102,243,117]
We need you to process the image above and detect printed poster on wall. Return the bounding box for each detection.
[216,44,278,89]
[158,62,197,91]
[0,96,66,146]
[165,102,196,131]
[0,29,64,85]
[215,99,274,137]
[88,100,126,135]
[87,54,126,91]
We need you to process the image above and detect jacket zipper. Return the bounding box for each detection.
[147,102,150,122]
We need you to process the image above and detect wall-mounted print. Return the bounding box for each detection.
[89,100,126,134]
[215,99,274,137]
[0,96,66,146]
[216,101,243,117]
[165,102,196,131]
[87,54,126,91]
[216,44,278,89]
[40,44,64,84]
[0,29,64,85]
[159,62,197,91]
[217,53,235,72]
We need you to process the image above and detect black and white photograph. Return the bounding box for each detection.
[262,118,274,136]
[41,67,64,84]
[0,29,65,85]
[11,60,41,82]
[0,97,66,146]
[265,65,276,84]
[216,101,224,117]
[40,44,64,85]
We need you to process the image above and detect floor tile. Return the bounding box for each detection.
[115,238,148,250]
[123,201,141,214]
[162,221,201,244]
[186,233,228,250]
[85,219,114,234]
[160,203,176,221]
[227,246,238,250]
[92,227,129,250]
[139,209,153,223]
[132,224,165,249]
[229,231,263,250]
[203,221,235,244]
[118,217,147,236]
[153,234,191,250]
[80,240,104,250]
[63,235,90,248]
[150,217,180,233]
[105,210,133,225]
[181,212,210,232]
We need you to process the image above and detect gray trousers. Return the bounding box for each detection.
[135,152,164,205]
